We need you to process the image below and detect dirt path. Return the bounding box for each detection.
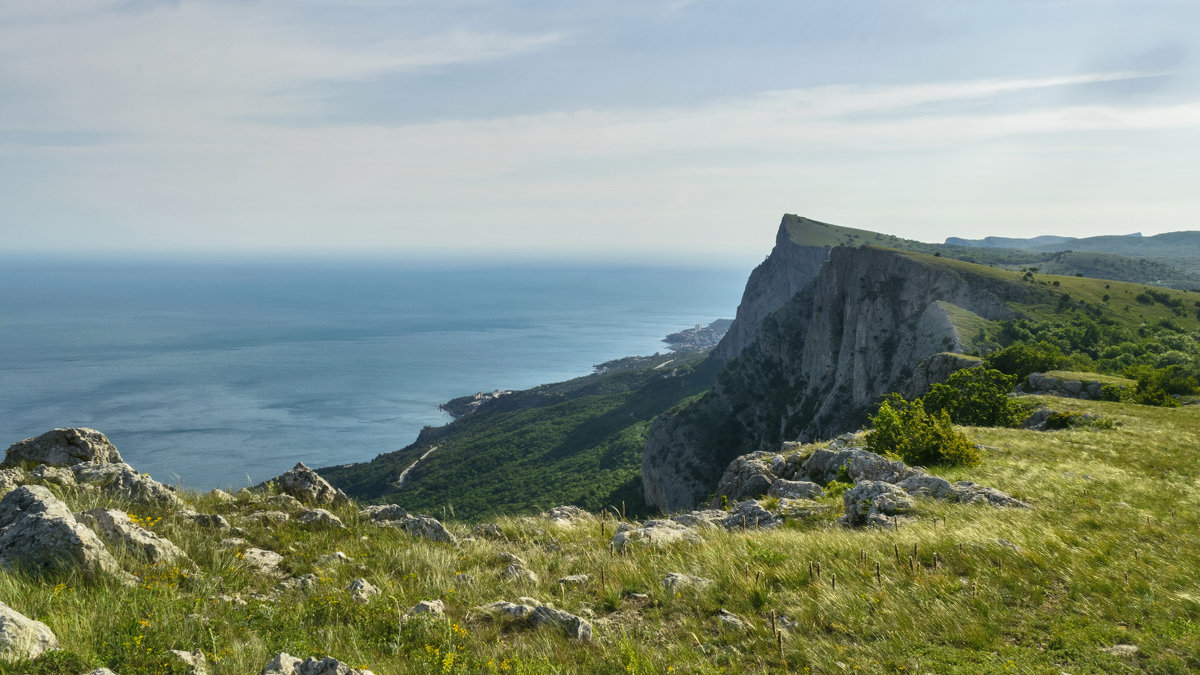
[395,445,439,488]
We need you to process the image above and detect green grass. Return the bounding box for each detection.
[1042,371,1136,388]
[6,393,1200,673]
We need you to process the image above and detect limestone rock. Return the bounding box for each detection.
[557,574,589,588]
[3,428,123,467]
[670,510,729,529]
[208,488,235,502]
[76,508,186,564]
[29,464,76,487]
[471,523,504,538]
[359,504,408,522]
[261,652,375,675]
[169,649,208,674]
[1100,644,1139,657]
[840,481,913,528]
[180,511,231,531]
[71,462,181,507]
[0,485,120,577]
[374,513,457,545]
[496,551,525,566]
[409,599,444,616]
[276,574,319,593]
[477,600,536,620]
[895,474,959,500]
[502,564,538,584]
[543,505,591,527]
[296,509,345,529]
[803,447,919,486]
[346,578,380,604]
[529,605,593,641]
[84,669,119,675]
[243,511,290,526]
[0,601,59,661]
[0,468,26,492]
[710,452,776,506]
[273,463,348,507]
[266,494,304,511]
[767,478,823,500]
[775,498,832,521]
[662,572,711,592]
[721,500,781,530]
[612,520,700,550]
[717,608,748,631]
[317,551,351,565]
[952,481,1030,508]
[241,548,285,577]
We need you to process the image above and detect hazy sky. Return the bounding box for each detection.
[2,0,1198,261]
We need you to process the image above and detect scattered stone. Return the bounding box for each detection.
[669,510,728,529]
[317,551,351,565]
[471,523,504,538]
[717,609,748,631]
[454,572,475,586]
[1100,644,1140,657]
[767,479,823,500]
[272,463,349,507]
[502,564,538,584]
[0,485,121,577]
[71,462,181,507]
[496,551,526,566]
[839,481,914,528]
[180,511,231,530]
[243,511,291,526]
[721,500,781,530]
[276,573,319,593]
[543,505,591,527]
[409,599,445,616]
[346,578,380,604]
[0,600,59,661]
[952,482,1029,508]
[169,649,208,674]
[296,509,345,529]
[529,605,593,641]
[895,474,959,500]
[374,513,458,545]
[241,548,285,577]
[3,427,123,467]
[261,652,375,675]
[219,537,248,549]
[557,574,589,588]
[76,508,187,564]
[84,669,119,675]
[478,600,537,620]
[359,504,408,522]
[662,572,711,592]
[266,494,304,511]
[711,452,777,505]
[624,592,650,604]
[995,538,1021,552]
[235,488,259,502]
[612,519,700,550]
[208,488,235,502]
[29,464,76,487]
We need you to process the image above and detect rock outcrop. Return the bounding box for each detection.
[262,652,375,675]
[0,485,121,577]
[71,461,181,507]
[76,508,186,564]
[273,463,349,507]
[2,427,123,467]
[644,239,1026,511]
[0,601,59,662]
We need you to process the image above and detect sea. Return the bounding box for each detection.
[0,258,748,489]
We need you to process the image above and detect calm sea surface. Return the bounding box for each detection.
[0,259,747,489]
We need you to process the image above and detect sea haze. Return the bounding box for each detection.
[0,258,747,489]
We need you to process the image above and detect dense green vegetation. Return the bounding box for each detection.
[865,398,980,467]
[319,351,719,520]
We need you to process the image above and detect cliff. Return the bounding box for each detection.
[642,245,1030,512]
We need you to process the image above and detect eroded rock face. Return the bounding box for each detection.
[3,428,123,467]
[76,508,187,564]
[767,479,823,500]
[721,500,780,530]
[612,520,700,550]
[360,504,408,522]
[710,453,777,506]
[296,509,345,529]
[71,462,181,507]
[274,463,349,507]
[0,601,59,662]
[374,513,457,545]
[803,447,919,486]
[0,485,121,577]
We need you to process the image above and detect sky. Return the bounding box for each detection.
[1,0,1199,263]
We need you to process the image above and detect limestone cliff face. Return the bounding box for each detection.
[713,217,833,363]
[642,246,1027,512]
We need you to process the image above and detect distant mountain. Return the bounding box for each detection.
[945,235,1079,249]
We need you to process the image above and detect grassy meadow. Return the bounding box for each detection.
[4,394,1199,673]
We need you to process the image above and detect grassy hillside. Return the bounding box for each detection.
[319,351,718,520]
[783,215,1200,290]
[7,393,1200,673]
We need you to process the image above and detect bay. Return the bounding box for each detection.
[0,258,746,489]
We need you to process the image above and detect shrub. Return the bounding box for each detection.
[985,342,1064,380]
[922,367,1024,427]
[865,397,980,467]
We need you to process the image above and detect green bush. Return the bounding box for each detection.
[865,397,980,467]
[923,367,1024,427]
[984,341,1064,380]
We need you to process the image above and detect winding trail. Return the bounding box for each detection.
[395,445,440,488]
